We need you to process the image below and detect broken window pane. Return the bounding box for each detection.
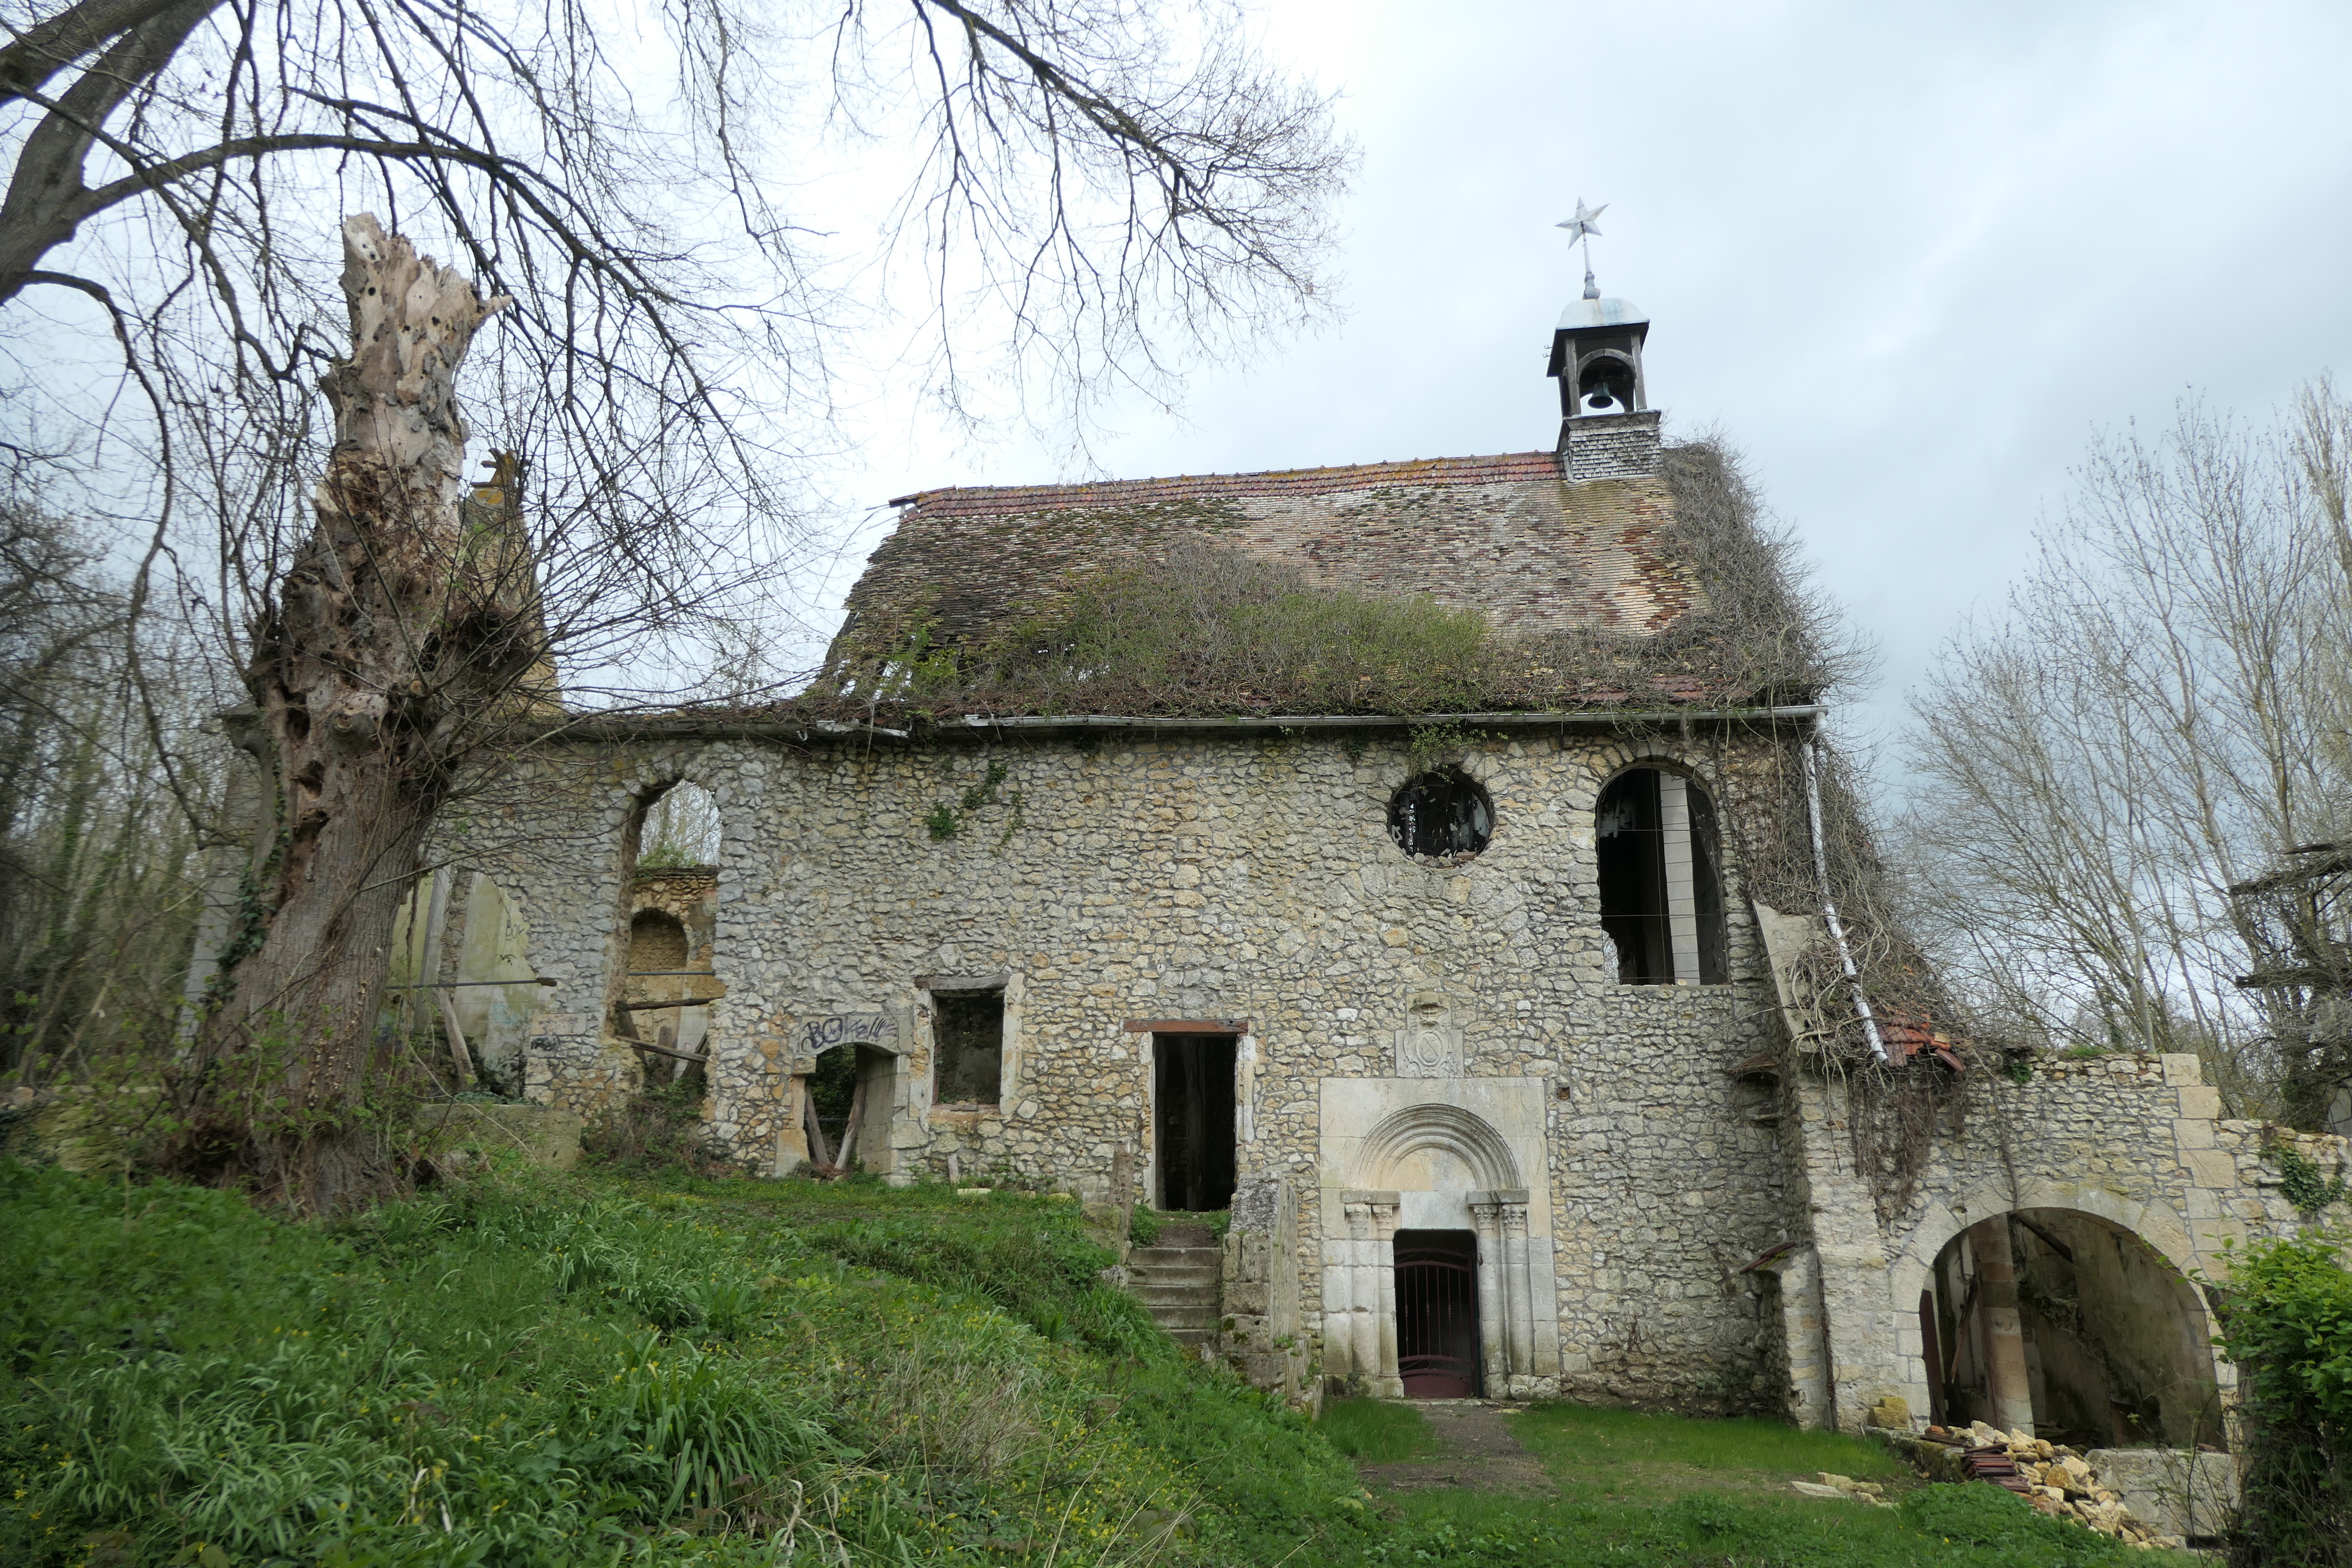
[933,989,1003,1104]
[1387,767,1494,861]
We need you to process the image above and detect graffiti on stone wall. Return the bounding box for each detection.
[798,1013,897,1054]
[528,1014,595,1058]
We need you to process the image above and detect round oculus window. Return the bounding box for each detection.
[1387,767,1494,862]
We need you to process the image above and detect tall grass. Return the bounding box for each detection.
[0,1163,1365,1566]
[3,1160,2193,1568]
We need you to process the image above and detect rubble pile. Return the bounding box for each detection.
[1919,1421,2173,1550]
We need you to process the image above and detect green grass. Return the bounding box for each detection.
[1511,1402,1909,1500]
[1340,1401,2197,1567]
[0,1161,1366,1565]
[1319,1398,1446,1462]
[0,1158,2216,1567]
[1127,1207,1230,1247]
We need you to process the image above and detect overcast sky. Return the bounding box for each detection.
[802,0,2352,759]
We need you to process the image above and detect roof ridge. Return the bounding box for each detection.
[887,450,1564,514]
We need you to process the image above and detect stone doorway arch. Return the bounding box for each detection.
[1319,1090,1561,1397]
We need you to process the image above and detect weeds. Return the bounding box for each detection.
[1,1161,2198,1567]
[1318,1399,1444,1462]
[581,1074,733,1178]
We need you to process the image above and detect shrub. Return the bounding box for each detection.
[580,1073,734,1178]
[2215,1232,2352,1567]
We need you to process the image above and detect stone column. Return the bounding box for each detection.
[1501,1193,1535,1389]
[1658,773,1702,985]
[1970,1216,2036,1435]
[1366,1194,1402,1396]
[1470,1194,1510,1393]
[1345,1189,1392,1401]
[1320,1237,1356,1382]
[773,1072,810,1175]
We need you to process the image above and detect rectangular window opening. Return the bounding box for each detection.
[1598,769,1674,983]
[933,988,1003,1106]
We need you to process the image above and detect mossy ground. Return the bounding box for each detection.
[3,1159,2203,1565]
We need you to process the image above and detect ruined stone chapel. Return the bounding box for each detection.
[413,279,2349,1461]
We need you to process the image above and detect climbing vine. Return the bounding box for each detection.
[2273,1143,2350,1217]
[925,761,1009,842]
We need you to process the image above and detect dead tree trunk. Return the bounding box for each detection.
[178,215,519,1213]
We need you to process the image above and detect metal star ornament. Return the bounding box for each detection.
[1557,199,1608,298]
[1555,199,1606,243]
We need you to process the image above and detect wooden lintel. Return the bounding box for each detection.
[1124,1019,1250,1035]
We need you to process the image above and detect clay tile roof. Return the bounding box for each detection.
[837,449,1712,667]
[885,450,1571,518]
[1877,1014,1963,1071]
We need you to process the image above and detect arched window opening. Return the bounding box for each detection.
[1924,1211,2221,1454]
[1596,767,1727,985]
[1577,353,1636,415]
[612,779,723,1080]
[1388,767,1494,863]
[639,780,720,868]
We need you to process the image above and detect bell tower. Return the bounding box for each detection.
[1545,201,1661,480]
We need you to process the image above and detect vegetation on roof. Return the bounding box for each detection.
[809,443,1851,723]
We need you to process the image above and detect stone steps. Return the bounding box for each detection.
[1124,1243,1223,1350]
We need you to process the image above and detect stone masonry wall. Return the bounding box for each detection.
[463,723,1806,1412]
[1785,1047,2352,1433]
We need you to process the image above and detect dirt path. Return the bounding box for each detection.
[1357,1402,1554,1495]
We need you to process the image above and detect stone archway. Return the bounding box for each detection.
[1322,1098,1559,1397]
[1351,1101,1522,1192]
[1883,1184,2224,1448]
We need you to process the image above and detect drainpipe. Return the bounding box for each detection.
[1802,732,1889,1063]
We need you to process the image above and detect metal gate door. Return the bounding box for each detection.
[1393,1231,1479,1398]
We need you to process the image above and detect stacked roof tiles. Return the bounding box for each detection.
[836,450,1712,682]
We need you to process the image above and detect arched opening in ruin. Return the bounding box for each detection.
[1321,1100,1556,1398]
[1922,1209,2221,1449]
[1596,765,1727,985]
[612,779,724,1088]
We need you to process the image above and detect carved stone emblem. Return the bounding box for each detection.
[1395,986,1473,1077]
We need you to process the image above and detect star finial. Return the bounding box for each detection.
[1555,199,1606,244]
[1556,198,1608,300]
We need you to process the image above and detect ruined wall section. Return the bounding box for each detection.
[484,725,1800,1412]
[1794,1049,2352,1433]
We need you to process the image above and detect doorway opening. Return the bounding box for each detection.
[805,1043,895,1175]
[1394,1230,1479,1397]
[1153,1033,1236,1212]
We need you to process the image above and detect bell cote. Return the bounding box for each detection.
[1546,297,1661,479]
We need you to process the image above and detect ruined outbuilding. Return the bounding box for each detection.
[311,283,2352,1462]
